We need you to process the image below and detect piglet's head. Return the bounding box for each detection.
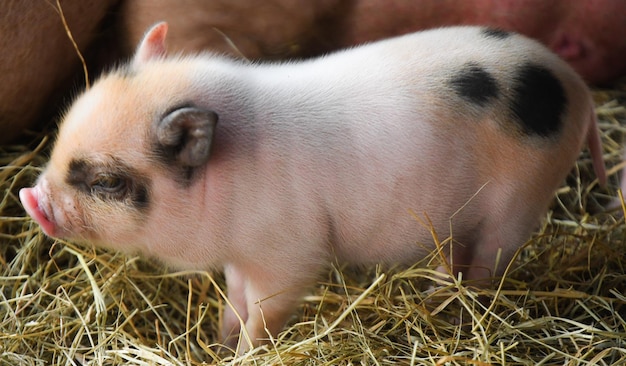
[20,22,218,251]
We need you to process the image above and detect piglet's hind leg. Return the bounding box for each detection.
[464,213,537,285]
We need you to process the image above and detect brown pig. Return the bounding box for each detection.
[118,0,626,85]
[335,0,626,85]
[4,0,625,144]
[20,23,605,351]
[0,0,118,144]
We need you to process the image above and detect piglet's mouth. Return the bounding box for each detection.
[20,187,57,237]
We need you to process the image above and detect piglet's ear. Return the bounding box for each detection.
[156,107,218,168]
[133,22,168,68]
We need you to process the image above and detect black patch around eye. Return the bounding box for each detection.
[481,28,511,39]
[132,183,150,210]
[67,159,92,193]
[91,174,127,193]
[509,63,566,137]
[449,62,500,106]
[66,157,151,212]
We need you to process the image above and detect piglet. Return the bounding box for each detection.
[20,23,605,351]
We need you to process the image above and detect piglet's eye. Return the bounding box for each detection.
[91,174,127,194]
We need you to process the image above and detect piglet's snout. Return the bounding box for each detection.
[20,186,57,237]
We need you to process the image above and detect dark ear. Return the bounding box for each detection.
[156,107,218,167]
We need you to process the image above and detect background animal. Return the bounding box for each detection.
[2,0,625,143]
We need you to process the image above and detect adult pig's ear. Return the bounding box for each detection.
[156,107,219,168]
[133,22,168,68]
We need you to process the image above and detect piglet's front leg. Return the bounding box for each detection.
[221,265,248,349]
[221,263,310,353]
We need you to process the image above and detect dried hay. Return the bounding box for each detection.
[1,83,625,365]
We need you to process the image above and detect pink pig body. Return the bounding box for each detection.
[20,24,605,351]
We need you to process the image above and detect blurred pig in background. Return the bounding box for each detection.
[2,0,625,143]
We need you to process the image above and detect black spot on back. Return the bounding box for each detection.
[509,64,566,137]
[481,28,511,39]
[450,62,500,106]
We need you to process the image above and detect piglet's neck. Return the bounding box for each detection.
[193,58,340,131]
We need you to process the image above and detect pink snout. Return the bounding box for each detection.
[20,187,57,237]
